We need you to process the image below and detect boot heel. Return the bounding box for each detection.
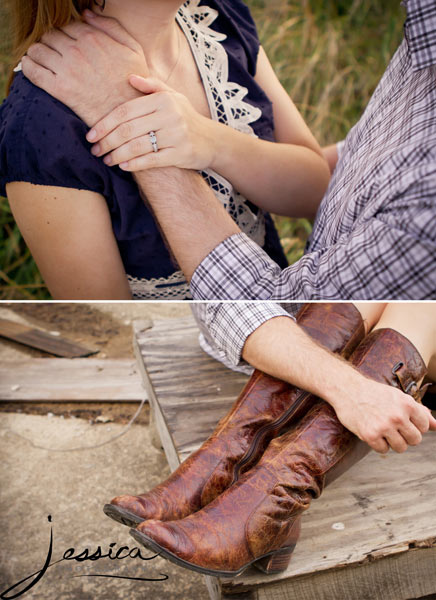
[253,516,301,574]
[254,545,296,574]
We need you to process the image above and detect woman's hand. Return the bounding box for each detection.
[22,10,148,126]
[331,375,436,454]
[87,76,217,172]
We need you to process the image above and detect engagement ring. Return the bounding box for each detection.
[149,131,158,153]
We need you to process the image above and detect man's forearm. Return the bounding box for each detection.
[241,315,436,454]
[135,168,239,280]
[241,316,365,409]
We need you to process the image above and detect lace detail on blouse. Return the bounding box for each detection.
[129,0,265,299]
[128,271,192,300]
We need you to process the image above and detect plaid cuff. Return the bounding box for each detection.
[191,233,284,300]
[201,302,296,367]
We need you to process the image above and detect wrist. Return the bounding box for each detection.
[208,121,236,173]
[317,356,365,412]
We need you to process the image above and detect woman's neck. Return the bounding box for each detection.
[100,0,183,78]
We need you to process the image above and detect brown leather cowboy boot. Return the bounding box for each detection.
[130,328,428,577]
[104,303,365,527]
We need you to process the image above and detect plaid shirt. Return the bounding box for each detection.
[191,302,301,368]
[192,0,436,302]
[191,0,436,366]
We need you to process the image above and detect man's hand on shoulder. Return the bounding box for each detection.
[22,10,148,126]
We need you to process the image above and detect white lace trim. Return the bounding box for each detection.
[127,271,192,300]
[128,0,265,300]
[177,0,265,245]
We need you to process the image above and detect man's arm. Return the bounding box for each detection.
[241,314,436,454]
[190,179,436,301]
[129,159,436,301]
[132,161,436,456]
[134,168,240,280]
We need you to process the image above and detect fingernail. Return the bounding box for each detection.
[87,129,97,141]
[120,162,129,170]
[84,9,96,18]
[91,144,101,156]
[103,155,113,166]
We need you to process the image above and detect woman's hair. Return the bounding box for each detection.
[7,0,97,90]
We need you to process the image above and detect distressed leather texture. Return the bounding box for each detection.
[110,303,364,522]
[135,328,427,574]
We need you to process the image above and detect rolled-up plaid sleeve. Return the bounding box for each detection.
[193,302,298,367]
[190,167,436,301]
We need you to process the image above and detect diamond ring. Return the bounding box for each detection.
[149,131,158,153]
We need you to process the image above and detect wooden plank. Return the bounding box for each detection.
[134,316,436,600]
[134,318,248,467]
[0,359,147,401]
[220,435,436,596]
[0,318,98,358]
[253,546,436,600]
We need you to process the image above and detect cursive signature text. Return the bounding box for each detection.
[1,516,168,599]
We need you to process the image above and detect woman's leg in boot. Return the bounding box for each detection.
[353,302,387,334]
[373,303,436,379]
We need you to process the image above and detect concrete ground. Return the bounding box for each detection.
[0,303,210,600]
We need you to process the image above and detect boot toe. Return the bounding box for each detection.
[135,519,195,561]
[110,494,160,520]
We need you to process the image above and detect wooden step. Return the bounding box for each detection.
[134,316,436,600]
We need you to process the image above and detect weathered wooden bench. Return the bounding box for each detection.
[134,317,436,600]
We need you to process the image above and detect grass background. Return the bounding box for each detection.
[0,0,405,299]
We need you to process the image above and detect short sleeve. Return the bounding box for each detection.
[207,0,260,75]
[0,73,111,198]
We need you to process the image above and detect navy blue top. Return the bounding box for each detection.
[0,0,288,297]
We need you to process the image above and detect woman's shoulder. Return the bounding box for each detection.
[1,71,87,139]
[212,0,258,36]
[0,72,108,196]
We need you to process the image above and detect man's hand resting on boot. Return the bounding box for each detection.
[242,316,436,454]
[326,371,436,454]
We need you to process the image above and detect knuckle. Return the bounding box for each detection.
[373,426,385,438]
[411,434,422,446]
[131,138,144,155]
[26,43,39,58]
[405,398,415,412]
[421,421,430,433]
[115,104,129,122]
[366,432,377,444]
[22,57,37,79]
[83,30,98,45]
[391,415,403,427]
[374,441,388,454]
[120,122,133,140]
[69,44,83,62]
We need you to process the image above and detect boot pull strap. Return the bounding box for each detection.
[392,362,430,404]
